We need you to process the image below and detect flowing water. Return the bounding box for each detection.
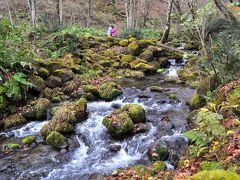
[0,59,195,179]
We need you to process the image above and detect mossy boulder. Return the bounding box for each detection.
[83,85,99,96]
[138,40,154,48]
[22,136,36,145]
[150,86,165,92]
[103,49,114,57]
[119,39,129,46]
[52,96,61,103]
[4,143,21,149]
[47,76,62,88]
[189,92,205,110]
[37,67,49,79]
[90,54,108,61]
[132,165,152,177]
[28,75,46,92]
[52,69,74,83]
[148,146,169,161]
[152,161,166,173]
[99,60,112,68]
[40,98,87,138]
[128,41,142,56]
[139,50,153,61]
[190,170,240,180]
[178,68,198,82]
[46,131,66,149]
[123,104,146,123]
[47,62,63,72]
[102,110,134,139]
[158,57,171,68]
[134,63,155,73]
[124,70,145,79]
[4,114,26,129]
[98,82,123,101]
[113,62,120,68]
[121,55,133,63]
[129,37,137,43]
[169,93,177,99]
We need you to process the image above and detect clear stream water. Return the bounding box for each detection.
[0,59,195,179]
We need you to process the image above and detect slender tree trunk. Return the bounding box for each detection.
[29,0,37,26]
[213,0,237,22]
[5,0,14,26]
[143,0,150,28]
[57,0,63,24]
[161,0,174,44]
[125,0,139,29]
[85,0,91,28]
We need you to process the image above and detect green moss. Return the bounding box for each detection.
[52,96,61,103]
[37,67,50,79]
[83,85,99,96]
[121,55,133,63]
[34,98,50,120]
[128,41,141,56]
[227,87,240,105]
[169,93,177,99]
[50,106,59,116]
[199,161,223,171]
[157,69,165,74]
[190,170,240,180]
[55,123,74,134]
[189,93,205,110]
[47,75,62,88]
[99,60,112,68]
[29,75,46,92]
[5,143,21,149]
[155,146,169,161]
[52,69,74,83]
[90,54,107,61]
[132,165,152,176]
[134,63,155,72]
[123,104,146,123]
[0,95,6,110]
[112,62,120,68]
[46,131,66,149]
[4,114,26,129]
[119,39,129,46]
[152,161,166,173]
[103,110,134,138]
[103,49,114,57]
[22,136,36,145]
[98,82,123,101]
[129,37,137,42]
[139,50,153,61]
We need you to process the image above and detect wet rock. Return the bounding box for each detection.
[88,173,104,180]
[60,148,67,154]
[150,86,165,93]
[83,85,99,96]
[61,95,71,101]
[134,123,148,134]
[138,91,151,98]
[134,63,155,73]
[52,69,74,83]
[21,136,36,145]
[46,131,66,149]
[111,103,122,109]
[3,114,26,129]
[108,145,121,152]
[37,67,50,79]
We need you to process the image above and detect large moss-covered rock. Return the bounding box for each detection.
[4,114,26,129]
[46,131,66,149]
[99,60,112,68]
[47,62,63,72]
[40,98,87,138]
[47,76,62,88]
[124,69,145,79]
[52,69,74,83]
[128,41,141,56]
[139,50,153,61]
[123,104,146,123]
[28,75,46,92]
[102,110,134,139]
[103,49,114,57]
[190,170,240,180]
[227,87,240,105]
[189,92,205,110]
[98,82,122,101]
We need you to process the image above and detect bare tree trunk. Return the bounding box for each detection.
[5,0,14,26]
[125,0,139,29]
[143,0,150,28]
[29,0,37,26]
[188,0,196,20]
[85,0,91,28]
[161,0,174,44]
[213,0,237,22]
[57,0,63,24]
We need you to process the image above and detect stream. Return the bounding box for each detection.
[0,59,195,180]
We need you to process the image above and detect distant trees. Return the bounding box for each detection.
[4,0,13,26]
[124,0,139,29]
[57,0,63,24]
[213,0,237,22]
[29,0,37,26]
[85,0,92,28]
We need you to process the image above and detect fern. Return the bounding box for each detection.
[184,130,207,148]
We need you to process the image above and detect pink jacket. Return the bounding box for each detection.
[111,28,117,37]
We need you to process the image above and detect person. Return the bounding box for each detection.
[107,26,112,36]
[111,26,118,37]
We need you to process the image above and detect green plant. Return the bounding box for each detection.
[119,29,143,39]
[204,91,213,102]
